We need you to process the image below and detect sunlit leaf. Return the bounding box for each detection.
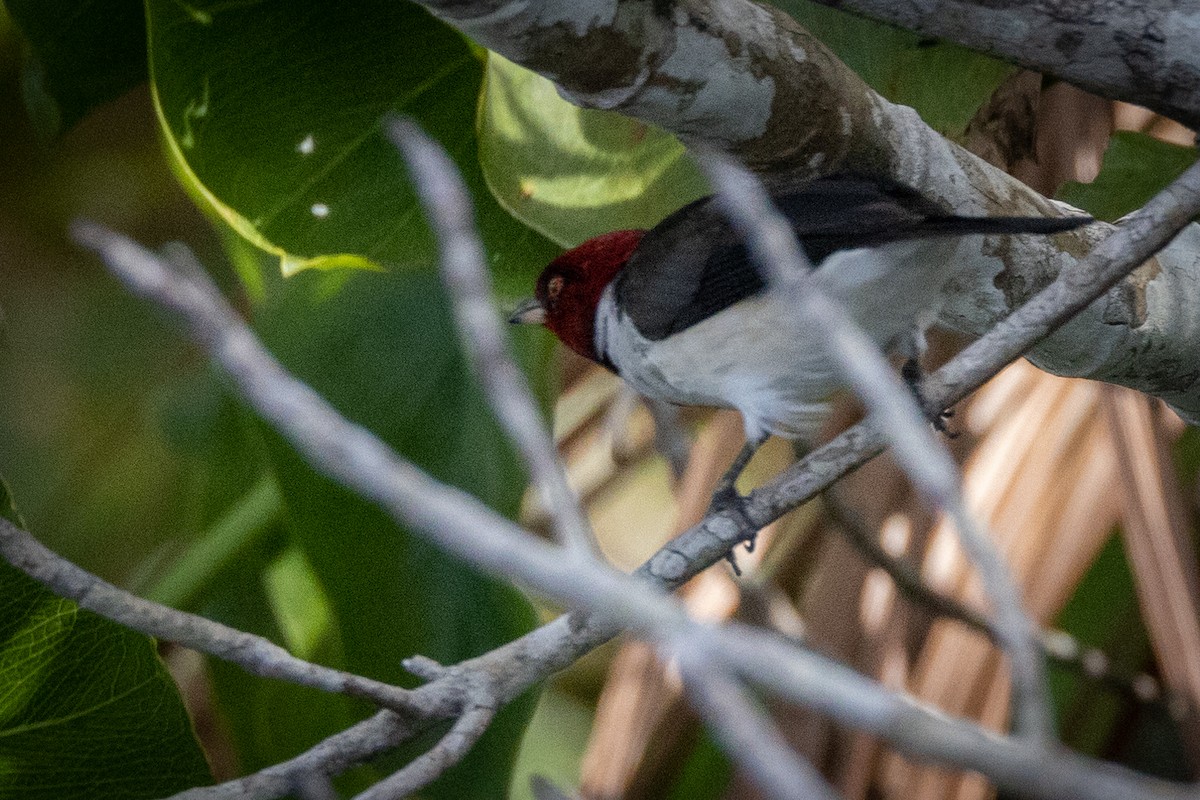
[0,484,211,799]
[146,0,557,281]
[479,54,709,247]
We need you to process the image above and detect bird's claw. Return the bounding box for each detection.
[707,437,765,577]
[903,357,958,439]
[933,408,959,438]
[709,483,757,577]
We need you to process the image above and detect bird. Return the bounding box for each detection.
[510,172,1091,540]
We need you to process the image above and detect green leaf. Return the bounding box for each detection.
[0,495,211,798]
[478,54,709,248]
[771,1,1014,136]
[252,267,543,798]
[5,0,146,137]
[1058,131,1198,222]
[145,474,282,610]
[0,479,23,529]
[147,3,560,791]
[200,528,376,792]
[475,4,1011,249]
[667,732,733,800]
[1050,534,1147,756]
[146,0,557,280]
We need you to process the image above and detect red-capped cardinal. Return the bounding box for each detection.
[512,173,1088,441]
[511,173,1089,544]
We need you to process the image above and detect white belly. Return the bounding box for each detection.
[596,240,961,442]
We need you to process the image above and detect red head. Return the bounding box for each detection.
[511,229,645,362]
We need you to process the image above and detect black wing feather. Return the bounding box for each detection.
[615,173,1090,341]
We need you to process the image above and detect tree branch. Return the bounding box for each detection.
[0,516,419,715]
[696,149,1050,738]
[353,671,498,800]
[805,0,1200,130]
[166,712,415,800]
[672,638,843,800]
[388,117,598,557]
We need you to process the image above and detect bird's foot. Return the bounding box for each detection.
[709,478,758,577]
[706,436,766,576]
[934,408,958,438]
[902,357,957,439]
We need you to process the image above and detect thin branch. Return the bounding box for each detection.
[822,487,994,636]
[353,678,498,800]
[749,158,1200,531]
[672,638,843,800]
[166,711,416,800]
[291,772,340,800]
[695,151,1051,740]
[71,221,688,639]
[0,516,419,715]
[385,117,597,559]
[707,619,1194,800]
[823,488,1168,702]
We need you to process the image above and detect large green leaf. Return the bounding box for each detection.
[147,2,559,791]
[1058,131,1198,221]
[0,484,212,799]
[771,1,1014,136]
[479,54,709,248]
[146,0,557,281]
[5,0,146,137]
[252,267,544,798]
[199,527,379,792]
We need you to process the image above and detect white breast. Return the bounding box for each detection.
[595,239,962,443]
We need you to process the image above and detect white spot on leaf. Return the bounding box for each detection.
[297,134,315,155]
[310,203,330,218]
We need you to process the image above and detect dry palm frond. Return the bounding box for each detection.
[1104,389,1200,759]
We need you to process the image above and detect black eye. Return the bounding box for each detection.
[546,274,564,308]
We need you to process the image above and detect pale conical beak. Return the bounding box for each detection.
[509,297,547,325]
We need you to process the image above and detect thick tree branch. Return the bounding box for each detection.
[415,0,1200,423]
[922,158,1200,421]
[806,0,1200,131]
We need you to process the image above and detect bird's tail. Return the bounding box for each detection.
[921,214,1094,236]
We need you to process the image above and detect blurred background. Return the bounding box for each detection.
[2,2,1200,799]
